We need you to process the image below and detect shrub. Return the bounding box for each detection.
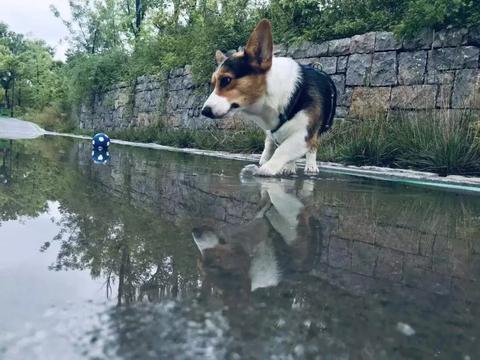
[23,105,75,132]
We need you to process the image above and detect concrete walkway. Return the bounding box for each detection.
[2,117,480,192]
[0,117,45,139]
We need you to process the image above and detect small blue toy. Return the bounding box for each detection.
[92,132,110,151]
[91,147,110,164]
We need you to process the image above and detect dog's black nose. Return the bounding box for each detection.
[201,106,214,119]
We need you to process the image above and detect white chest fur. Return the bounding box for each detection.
[242,57,302,136]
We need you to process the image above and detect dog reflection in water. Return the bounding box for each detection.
[192,179,320,301]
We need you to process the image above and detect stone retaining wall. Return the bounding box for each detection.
[77,26,480,131]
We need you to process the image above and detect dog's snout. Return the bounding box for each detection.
[201,106,214,119]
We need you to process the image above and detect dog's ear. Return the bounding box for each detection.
[215,50,227,65]
[245,19,273,71]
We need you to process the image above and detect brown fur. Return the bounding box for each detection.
[305,90,325,149]
[244,20,273,71]
[212,67,267,107]
[209,20,272,108]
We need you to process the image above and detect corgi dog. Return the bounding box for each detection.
[201,19,337,176]
[192,179,320,293]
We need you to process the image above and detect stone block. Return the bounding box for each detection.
[306,42,329,57]
[398,51,427,85]
[432,28,468,48]
[452,69,480,109]
[374,248,404,282]
[328,236,351,269]
[346,53,372,86]
[428,47,479,71]
[289,41,329,58]
[403,29,434,50]
[337,87,353,107]
[467,25,480,46]
[316,57,337,74]
[375,31,402,51]
[351,241,378,275]
[331,74,345,95]
[425,70,455,85]
[288,41,311,58]
[328,38,351,56]
[375,225,419,254]
[333,211,375,243]
[349,87,391,119]
[337,56,348,73]
[296,57,337,74]
[436,85,453,108]
[370,51,397,86]
[390,85,437,109]
[349,32,375,53]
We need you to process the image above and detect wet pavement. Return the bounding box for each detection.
[0,136,479,359]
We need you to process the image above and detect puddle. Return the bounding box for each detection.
[1,136,479,359]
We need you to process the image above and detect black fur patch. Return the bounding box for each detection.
[222,55,262,79]
[273,65,337,135]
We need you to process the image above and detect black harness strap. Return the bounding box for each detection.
[270,74,304,135]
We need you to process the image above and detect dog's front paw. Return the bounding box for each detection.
[280,162,297,176]
[304,163,320,175]
[240,164,260,177]
[241,163,280,177]
[254,164,277,177]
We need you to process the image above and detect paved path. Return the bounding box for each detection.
[0,117,45,139]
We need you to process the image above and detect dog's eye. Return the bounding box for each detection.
[220,76,232,88]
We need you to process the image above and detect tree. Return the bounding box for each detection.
[0,22,67,117]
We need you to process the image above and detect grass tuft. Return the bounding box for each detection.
[108,122,265,154]
[319,110,480,176]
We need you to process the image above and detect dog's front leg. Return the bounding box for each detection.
[255,132,308,176]
[259,134,275,166]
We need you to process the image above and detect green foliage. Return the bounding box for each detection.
[23,106,75,132]
[265,0,408,42]
[395,0,480,38]
[0,22,69,127]
[64,49,130,104]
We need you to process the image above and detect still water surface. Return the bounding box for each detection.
[0,136,479,359]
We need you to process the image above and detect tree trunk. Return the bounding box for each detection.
[10,76,15,117]
[4,88,9,111]
[135,0,142,36]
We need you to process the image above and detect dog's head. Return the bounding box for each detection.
[201,19,273,119]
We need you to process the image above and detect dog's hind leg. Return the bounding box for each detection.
[304,148,319,175]
[259,135,275,165]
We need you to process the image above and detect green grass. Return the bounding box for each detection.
[108,122,265,154]
[318,111,480,176]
